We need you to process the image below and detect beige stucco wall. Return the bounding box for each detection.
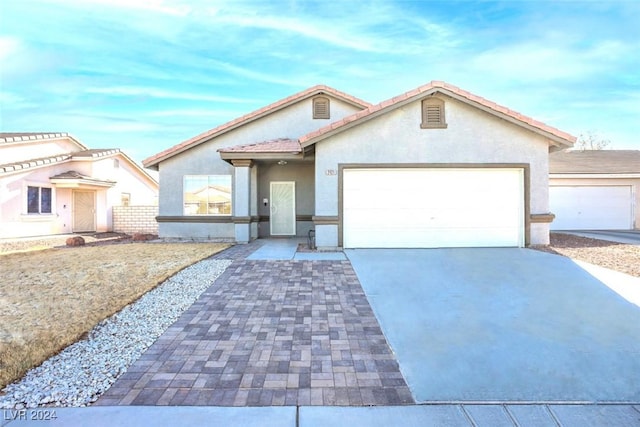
[0,137,83,165]
[550,176,639,230]
[157,96,361,239]
[314,95,553,247]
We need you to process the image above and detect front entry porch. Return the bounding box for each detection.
[229,156,315,244]
[245,238,346,261]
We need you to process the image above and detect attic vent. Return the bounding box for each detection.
[421,98,447,129]
[313,96,330,119]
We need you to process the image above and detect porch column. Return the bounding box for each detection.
[232,160,253,243]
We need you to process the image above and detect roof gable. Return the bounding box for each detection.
[299,81,576,149]
[143,85,371,169]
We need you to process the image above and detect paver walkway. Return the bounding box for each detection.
[96,242,413,406]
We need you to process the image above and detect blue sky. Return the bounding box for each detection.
[1,0,639,165]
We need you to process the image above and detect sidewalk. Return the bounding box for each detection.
[3,404,640,426]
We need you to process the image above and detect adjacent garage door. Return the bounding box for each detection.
[550,186,633,230]
[343,168,525,248]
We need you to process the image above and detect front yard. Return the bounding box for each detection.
[0,242,228,389]
[540,233,640,277]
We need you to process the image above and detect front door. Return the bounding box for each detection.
[73,190,96,232]
[270,181,296,236]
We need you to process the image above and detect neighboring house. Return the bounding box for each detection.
[549,150,640,230]
[144,81,575,249]
[0,132,158,238]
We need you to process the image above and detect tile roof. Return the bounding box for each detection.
[72,148,121,158]
[49,170,116,186]
[0,132,88,149]
[218,138,302,154]
[299,81,576,147]
[550,150,640,174]
[143,85,371,169]
[0,153,73,174]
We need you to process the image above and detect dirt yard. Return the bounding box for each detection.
[537,233,640,278]
[0,241,229,389]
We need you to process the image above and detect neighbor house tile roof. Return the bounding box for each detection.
[0,153,73,174]
[0,149,122,174]
[550,150,640,174]
[0,132,88,149]
[143,85,371,169]
[218,138,302,154]
[299,81,576,147]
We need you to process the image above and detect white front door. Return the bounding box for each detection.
[73,190,96,232]
[270,181,296,236]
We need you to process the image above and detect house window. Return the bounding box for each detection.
[313,96,330,119]
[27,186,52,214]
[121,193,131,206]
[183,175,232,215]
[421,98,447,129]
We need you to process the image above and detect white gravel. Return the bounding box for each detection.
[0,258,231,409]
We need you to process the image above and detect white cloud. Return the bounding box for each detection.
[84,86,259,103]
[0,36,21,61]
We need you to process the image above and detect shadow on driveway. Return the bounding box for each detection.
[346,248,640,403]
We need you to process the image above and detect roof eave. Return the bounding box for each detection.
[219,151,305,164]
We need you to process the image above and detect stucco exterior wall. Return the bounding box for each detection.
[314,95,552,247]
[550,176,640,230]
[156,96,361,239]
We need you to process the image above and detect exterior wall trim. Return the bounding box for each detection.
[156,216,233,223]
[530,213,555,223]
[337,163,531,247]
[312,216,339,225]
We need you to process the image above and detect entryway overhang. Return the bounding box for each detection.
[50,171,116,189]
[218,138,313,164]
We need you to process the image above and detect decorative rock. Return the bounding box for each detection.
[65,236,85,246]
[0,258,231,409]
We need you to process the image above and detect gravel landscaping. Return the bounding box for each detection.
[0,258,231,409]
[536,233,640,278]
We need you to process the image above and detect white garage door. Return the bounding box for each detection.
[550,186,633,230]
[343,168,525,248]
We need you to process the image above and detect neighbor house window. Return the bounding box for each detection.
[421,98,447,129]
[121,193,131,206]
[27,186,52,214]
[313,96,330,119]
[183,175,232,215]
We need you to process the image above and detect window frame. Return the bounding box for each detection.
[25,184,54,215]
[312,96,330,119]
[420,97,448,129]
[183,175,233,216]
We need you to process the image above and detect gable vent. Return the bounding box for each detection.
[421,98,447,129]
[313,96,330,119]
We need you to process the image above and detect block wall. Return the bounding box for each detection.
[112,206,158,234]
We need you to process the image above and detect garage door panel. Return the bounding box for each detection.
[343,168,524,248]
[550,186,632,230]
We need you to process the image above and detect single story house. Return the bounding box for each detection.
[550,150,640,230]
[0,132,158,238]
[143,81,575,249]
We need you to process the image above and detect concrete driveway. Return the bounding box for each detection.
[346,248,640,403]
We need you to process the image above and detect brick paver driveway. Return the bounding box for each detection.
[97,242,413,406]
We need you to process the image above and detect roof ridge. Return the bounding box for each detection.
[0,132,70,143]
